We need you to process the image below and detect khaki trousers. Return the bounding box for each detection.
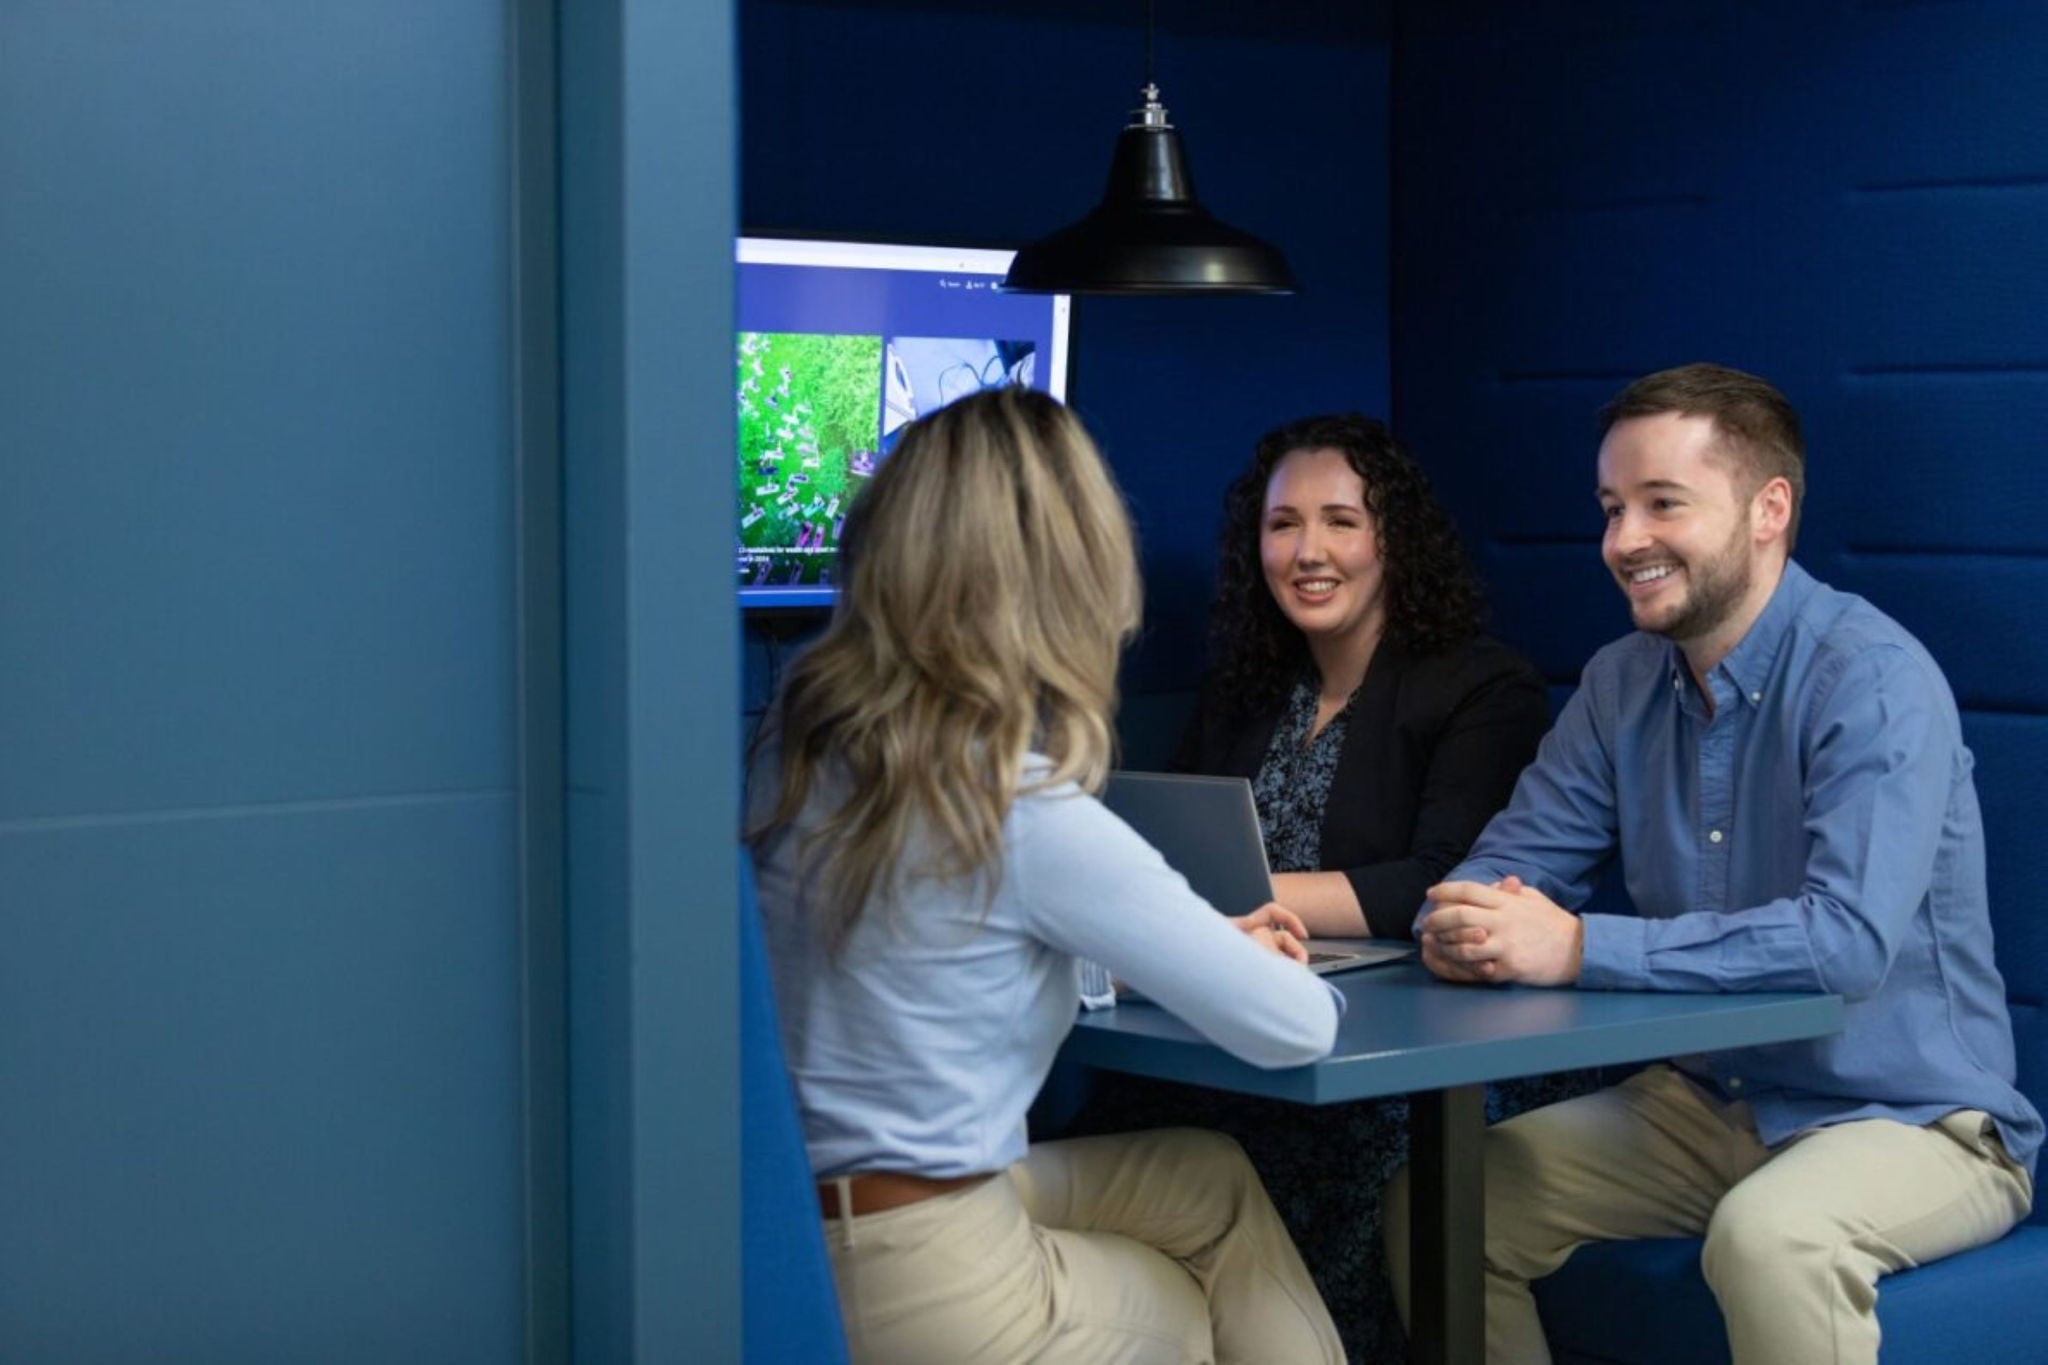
[822,1128,1346,1364]
[1383,1065,2032,1364]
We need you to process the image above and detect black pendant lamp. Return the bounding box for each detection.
[1001,12,1296,296]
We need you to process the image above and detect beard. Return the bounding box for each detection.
[1628,518,1754,643]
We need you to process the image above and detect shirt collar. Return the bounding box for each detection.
[1663,559,1818,710]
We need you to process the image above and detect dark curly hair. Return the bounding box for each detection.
[1205,413,1486,718]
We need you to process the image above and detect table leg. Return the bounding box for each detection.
[1409,1082,1485,1365]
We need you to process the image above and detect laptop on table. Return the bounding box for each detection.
[1100,771,1414,977]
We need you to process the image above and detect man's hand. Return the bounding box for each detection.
[1230,901,1311,964]
[1418,875,1584,986]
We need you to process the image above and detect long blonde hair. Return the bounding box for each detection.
[750,386,1141,946]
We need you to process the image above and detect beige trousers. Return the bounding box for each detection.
[822,1127,1346,1364]
[1383,1065,2032,1365]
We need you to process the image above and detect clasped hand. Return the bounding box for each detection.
[1229,902,1312,964]
[1418,875,1583,986]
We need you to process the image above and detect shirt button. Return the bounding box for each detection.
[1708,829,1724,844]
[1750,691,1762,703]
[1727,1076,1744,1091]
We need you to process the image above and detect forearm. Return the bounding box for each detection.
[1270,870,1370,937]
[1101,909,1343,1066]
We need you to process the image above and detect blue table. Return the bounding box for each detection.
[1059,960,1843,1365]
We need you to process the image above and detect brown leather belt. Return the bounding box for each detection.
[816,1171,992,1218]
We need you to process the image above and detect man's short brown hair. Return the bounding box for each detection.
[1599,363,1806,549]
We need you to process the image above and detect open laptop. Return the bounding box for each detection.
[1101,771,1414,976]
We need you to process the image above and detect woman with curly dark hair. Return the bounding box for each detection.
[1173,413,1551,940]
[1069,416,1568,1360]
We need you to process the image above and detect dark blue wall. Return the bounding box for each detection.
[1391,0,2048,1076]
[0,4,524,1358]
[1393,0,2048,684]
[741,0,1393,732]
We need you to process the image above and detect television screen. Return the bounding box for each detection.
[734,237,1073,608]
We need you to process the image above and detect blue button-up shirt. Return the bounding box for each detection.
[1446,561,2041,1175]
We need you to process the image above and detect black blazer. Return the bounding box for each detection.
[1171,636,1551,939]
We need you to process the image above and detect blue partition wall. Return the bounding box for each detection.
[0,5,524,1359]
[562,0,742,1360]
[2,0,745,1358]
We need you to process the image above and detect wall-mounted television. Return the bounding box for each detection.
[735,236,1073,608]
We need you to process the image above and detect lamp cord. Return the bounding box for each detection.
[1144,0,1155,89]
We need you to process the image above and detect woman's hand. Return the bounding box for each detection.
[1229,901,1312,964]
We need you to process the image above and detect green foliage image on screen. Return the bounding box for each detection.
[736,331,885,589]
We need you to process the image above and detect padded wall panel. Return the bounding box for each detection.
[1837,193,2048,364]
[1484,540,1631,680]
[0,798,522,1362]
[1831,558,2048,712]
[1827,373,2048,555]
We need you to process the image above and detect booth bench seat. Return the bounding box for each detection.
[1534,711,2048,1364]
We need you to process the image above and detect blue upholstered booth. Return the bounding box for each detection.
[739,861,850,1363]
[1531,713,2048,1363]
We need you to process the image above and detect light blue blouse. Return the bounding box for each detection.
[751,756,1343,1179]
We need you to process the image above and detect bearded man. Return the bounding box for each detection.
[1383,363,2039,1365]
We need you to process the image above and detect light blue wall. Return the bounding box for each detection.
[562,0,742,1360]
[4,0,745,1357]
[0,3,524,1359]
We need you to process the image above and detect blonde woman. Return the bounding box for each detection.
[748,387,1347,1365]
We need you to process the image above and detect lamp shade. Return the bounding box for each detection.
[1002,86,1296,296]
